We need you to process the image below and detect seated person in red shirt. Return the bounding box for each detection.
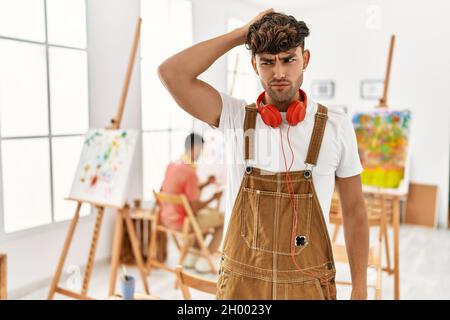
[160,133,223,273]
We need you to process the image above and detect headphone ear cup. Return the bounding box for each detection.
[286,101,306,126]
[260,105,282,128]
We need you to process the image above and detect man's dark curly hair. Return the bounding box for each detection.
[245,12,310,56]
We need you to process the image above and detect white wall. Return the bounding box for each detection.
[191,0,450,228]
[191,0,261,92]
[0,0,143,297]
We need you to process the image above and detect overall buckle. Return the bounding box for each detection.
[304,162,315,179]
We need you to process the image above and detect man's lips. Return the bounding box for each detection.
[271,83,290,87]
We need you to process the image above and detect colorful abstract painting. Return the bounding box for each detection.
[352,110,411,189]
[69,129,138,207]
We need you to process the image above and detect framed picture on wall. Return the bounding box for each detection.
[360,79,384,100]
[311,80,335,99]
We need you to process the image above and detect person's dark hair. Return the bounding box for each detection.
[245,12,310,56]
[185,132,204,150]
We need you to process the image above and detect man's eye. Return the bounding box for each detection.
[285,58,296,63]
[261,62,272,65]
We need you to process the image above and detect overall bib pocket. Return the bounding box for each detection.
[240,187,312,255]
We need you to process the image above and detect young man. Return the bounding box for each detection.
[158,10,369,299]
[160,133,223,273]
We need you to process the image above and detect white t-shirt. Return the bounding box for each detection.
[216,92,363,238]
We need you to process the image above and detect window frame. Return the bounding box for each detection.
[140,0,195,200]
[0,0,91,238]
[226,16,261,101]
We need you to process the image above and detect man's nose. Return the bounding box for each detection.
[273,63,286,80]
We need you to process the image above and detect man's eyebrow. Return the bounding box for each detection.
[280,54,297,60]
[259,53,298,62]
[260,56,275,62]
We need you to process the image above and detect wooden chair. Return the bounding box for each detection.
[146,191,220,275]
[330,192,392,273]
[175,265,217,299]
[330,191,391,299]
[332,234,383,299]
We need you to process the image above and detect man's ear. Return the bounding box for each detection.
[251,56,259,75]
[302,49,311,70]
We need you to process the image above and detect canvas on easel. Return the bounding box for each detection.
[69,129,138,208]
[47,17,150,300]
[352,108,412,195]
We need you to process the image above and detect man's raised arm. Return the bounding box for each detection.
[157,9,273,127]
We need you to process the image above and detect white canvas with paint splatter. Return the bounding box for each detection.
[69,129,138,207]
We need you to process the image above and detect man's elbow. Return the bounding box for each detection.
[158,62,192,92]
[157,62,175,86]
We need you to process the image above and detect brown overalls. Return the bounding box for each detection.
[217,103,337,300]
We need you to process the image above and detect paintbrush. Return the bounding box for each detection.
[121,265,129,281]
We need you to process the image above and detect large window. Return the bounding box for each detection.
[0,0,89,233]
[140,0,194,200]
[227,17,260,102]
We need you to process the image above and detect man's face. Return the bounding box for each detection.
[252,47,310,105]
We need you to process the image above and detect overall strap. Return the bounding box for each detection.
[243,103,258,161]
[305,104,328,166]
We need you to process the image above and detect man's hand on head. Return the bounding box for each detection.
[236,8,274,44]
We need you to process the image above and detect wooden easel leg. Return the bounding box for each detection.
[108,210,124,296]
[0,254,7,300]
[123,207,150,295]
[146,216,159,273]
[376,212,384,300]
[393,198,400,300]
[331,224,340,243]
[383,221,392,273]
[81,206,105,296]
[48,202,82,300]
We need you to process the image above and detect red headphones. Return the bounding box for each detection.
[256,89,307,128]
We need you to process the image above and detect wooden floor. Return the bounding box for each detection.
[18,224,450,300]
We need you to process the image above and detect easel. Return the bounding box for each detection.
[374,34,403,300]
[332,35,404,299]
[376,35,395,108]
[47,17,149,300]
